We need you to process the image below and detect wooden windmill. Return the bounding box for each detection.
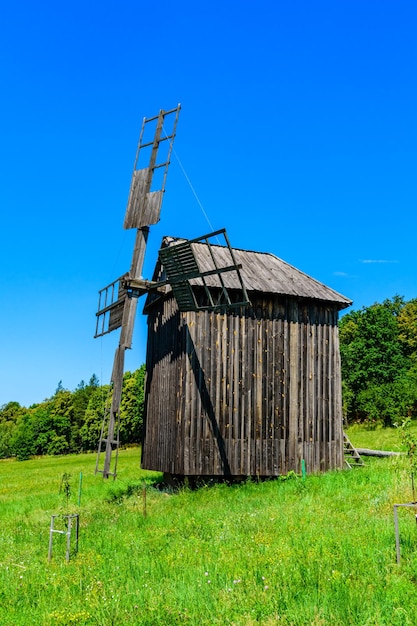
[94,106,250,478]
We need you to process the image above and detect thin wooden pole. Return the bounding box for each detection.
[65,516,72,562]
[78,472,83,506]
[48,516,55,562]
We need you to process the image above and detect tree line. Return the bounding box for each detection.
[1,296,416,460]
[339,296,417,425]
[0,366,145,460]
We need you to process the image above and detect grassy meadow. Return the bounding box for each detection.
[1,428,417,625]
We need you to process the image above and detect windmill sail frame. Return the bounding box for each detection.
[95,105,181,479]
[94,107,250,479]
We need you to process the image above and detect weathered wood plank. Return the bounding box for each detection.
[288,300,299,471]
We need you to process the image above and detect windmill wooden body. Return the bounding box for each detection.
[95,106,351,481]
[141,241,351,480]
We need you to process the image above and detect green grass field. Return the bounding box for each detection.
[1,428,417,625]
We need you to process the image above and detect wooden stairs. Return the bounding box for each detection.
[343,432,364,468]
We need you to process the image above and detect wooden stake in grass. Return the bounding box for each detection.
[78,472,83,507]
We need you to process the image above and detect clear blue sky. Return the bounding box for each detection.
[1,1,416,407]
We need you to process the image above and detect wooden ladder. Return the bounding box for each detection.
[343,431,364,468]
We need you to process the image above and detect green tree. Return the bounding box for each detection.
[398,298,417,361]
[339,297,411,424]
[47,435,70,456]
[2,367,146,458]
[10,413,36,460]
[0,401,24,423]
[70,375,100,451]
[30,405,55,455]
[0,402,24,458]
[79,385,110,451]
[79,367,145,451]
[120,366,145,444]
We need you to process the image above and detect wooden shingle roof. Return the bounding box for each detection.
[155,237,352,310]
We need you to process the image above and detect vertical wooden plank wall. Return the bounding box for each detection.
[142,295,344,476]
[141,298,185,474]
